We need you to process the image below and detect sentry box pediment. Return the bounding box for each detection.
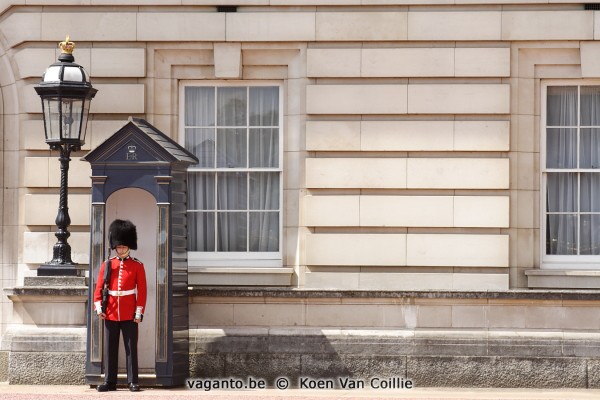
[83,118,197,387]
[83,117,196,167]
[82,118,197,203]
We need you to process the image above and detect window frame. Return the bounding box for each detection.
[179,80,284,268]
[541,80,600,269]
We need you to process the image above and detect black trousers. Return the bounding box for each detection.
[104,319,139,385]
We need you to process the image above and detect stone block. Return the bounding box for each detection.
[214,43,241,79]
[22,119,47,150]
[9,352,85,384]
[361,48,454,77]
[307,49,361,77]
[581,42,600,78]
[22,232,50,264]
[305,121,361,151]
[304,272,360,289]
[137,12,225,41]
[588,359,600,388]
[306,234,406,266]
[408,12,501,41]
[233,303,305,326]
[407,356,586,388]
[361,121,454,151]
[0,351,7,382]
[227,13,315,42]
[306,85,407,115]
[451,305,486,328]
[189,353,225,378]
[90,84,145,114]
[455,48,510,77]
[406,234,509,267]
[225,353,301,383]
[453,196,509,228]
[91,48,145,77]
[360,196,454,227]
[23,157,49,187]
[49,157,91,188]
[1,12,41,48]
[304,195,359,226]
[13,48,55,79]
[408,84,510,114]
[358,273,453,291]
[454,120,510,151]
[487,338,563,358]
[316,12,407,41]
[406,158,509,189]
[24,194,91,226]
[305,158,407,189]
[89,120,128,149]
[0,54,11,90]
[41,12,137,41]
[20,83,41,114]
[452,273,508,291]
[502,11,593,41]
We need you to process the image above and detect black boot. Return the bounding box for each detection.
[128,383,140,392]
[97,383,117,392]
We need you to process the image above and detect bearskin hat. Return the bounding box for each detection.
[108,219,138,250]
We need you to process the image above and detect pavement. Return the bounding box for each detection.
[1,384,600,400]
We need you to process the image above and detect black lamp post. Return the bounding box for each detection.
[34,37,97,276]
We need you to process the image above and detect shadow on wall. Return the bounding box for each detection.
[189,329,600,389]
[189,329,407,389]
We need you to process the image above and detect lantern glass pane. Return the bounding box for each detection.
[80,99,91,144]
[43,97,61,141]
[43,66,61,83]
[63,66,83,82]
[61,98,84,141]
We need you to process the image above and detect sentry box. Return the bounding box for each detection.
[83,118,198,387]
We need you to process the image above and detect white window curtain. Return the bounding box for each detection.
[185,85,280,254]
[546,86,600,256]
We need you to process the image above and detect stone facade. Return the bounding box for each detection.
[0,0,599,388]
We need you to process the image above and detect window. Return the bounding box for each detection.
[543,84,600,268]
[182,83,282,266]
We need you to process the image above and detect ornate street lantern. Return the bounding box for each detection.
[34,36,98,276]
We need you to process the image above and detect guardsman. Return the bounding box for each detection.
[94,219,147,392]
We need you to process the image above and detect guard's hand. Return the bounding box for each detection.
[98,312,106,319]
[134,317,141,324]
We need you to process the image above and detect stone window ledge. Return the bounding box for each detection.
[526,269,600,290]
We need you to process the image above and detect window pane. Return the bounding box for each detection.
[580,215,600,255]
[249,128,279,168]
[217,87,246,126]
[217,128,247,168]
[249,172,279,210]
[546,214,577,255]
[547,86,577,126]
[185,87,214,126]
[185,128,215,168]
[217,172,247,210]
[249,212,279,251]
[249,87,279,126]
[580,128,600,169]
[187,212,215,251]
[217,212,247,251]
[546,128,576,168]
[188,172,215,210]
[581,86,600,126]
[547,173,577,213]
[581,173,600,212]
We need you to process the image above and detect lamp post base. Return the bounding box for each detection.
[37,262,80,277]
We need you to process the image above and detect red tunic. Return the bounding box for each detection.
[93,256,147,321]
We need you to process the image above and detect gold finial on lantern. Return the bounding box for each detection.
[59,36,75,55]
